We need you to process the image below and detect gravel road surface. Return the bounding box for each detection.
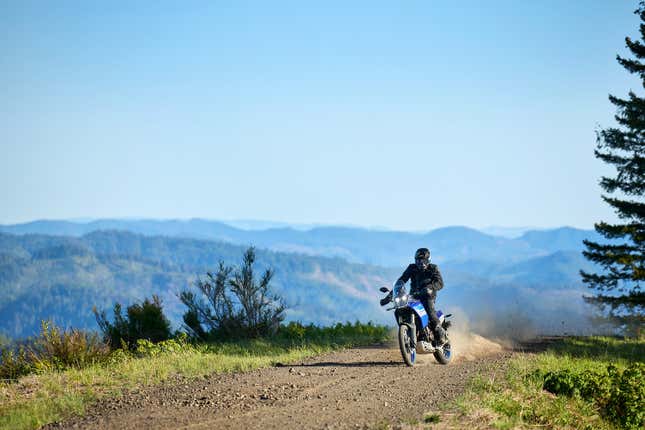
[45,336,509,430]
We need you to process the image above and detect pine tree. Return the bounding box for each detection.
[581,2,645,336]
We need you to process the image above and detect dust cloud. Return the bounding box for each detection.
[442,308,528,361]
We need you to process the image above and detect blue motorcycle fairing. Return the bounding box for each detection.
[407,301,447,328]
[408,300,429,328]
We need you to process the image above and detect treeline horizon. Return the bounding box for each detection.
[0,227,610,340]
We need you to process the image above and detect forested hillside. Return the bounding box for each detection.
[0,227,600,339]
[0,231,397,338]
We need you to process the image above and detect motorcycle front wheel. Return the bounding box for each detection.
[398,324,416,366]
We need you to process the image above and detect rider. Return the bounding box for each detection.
[384,247,447,346]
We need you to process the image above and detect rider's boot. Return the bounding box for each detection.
[433,326,447,348]
[416,327,430,351]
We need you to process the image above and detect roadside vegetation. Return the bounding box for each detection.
[0,321,389,430]
[452,337,644,430]
[446,4,642,428]
[179,247,286,340]
[0,247,389,430]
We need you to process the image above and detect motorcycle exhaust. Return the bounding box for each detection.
[419,341,435,353]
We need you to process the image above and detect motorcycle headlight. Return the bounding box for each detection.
[394,295,408,306]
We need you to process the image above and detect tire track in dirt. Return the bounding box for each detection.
[45,341,510,430]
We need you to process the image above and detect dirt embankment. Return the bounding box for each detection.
[45,338,509,430]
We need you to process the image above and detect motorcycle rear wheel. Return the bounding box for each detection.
[398,324,416,366]
[433,341,452,365]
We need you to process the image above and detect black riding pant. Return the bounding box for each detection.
[419,295,440,331]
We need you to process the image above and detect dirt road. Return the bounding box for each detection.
[45,336,509,430]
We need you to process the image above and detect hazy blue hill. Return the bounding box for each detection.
[290,227,418,265]
[422,226,537,263]
[488,251,593,286]
[441,250,590,288]
[252,225,537,266]
[0,220,92,236]
[0,219,242,241]
[518,227,604,254]
[224,219,323,231]
[480,226,538,239]
[0,219,580,266]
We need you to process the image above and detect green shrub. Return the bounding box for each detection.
[134,333,195,357]
[179,248,285,340]
[605,363,644,430]
[30,321,109,372]
[0,346,32,379]
[105,347,131,365]
[543,362,644,429]
[278,321,308,340]
[276,321,389,345]
[94,295,172,349]
[0,320,109,379]
[543,368,611,400]
[543,369,579,397]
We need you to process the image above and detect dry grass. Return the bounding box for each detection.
[1,328,389,430]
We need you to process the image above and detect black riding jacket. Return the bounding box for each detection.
[397,263,444,299]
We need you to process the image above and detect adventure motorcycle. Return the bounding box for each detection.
[379,286,452,366]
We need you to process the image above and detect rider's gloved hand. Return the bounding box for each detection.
[410,288,430,299]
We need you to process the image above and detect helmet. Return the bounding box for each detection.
[415,248,430,269]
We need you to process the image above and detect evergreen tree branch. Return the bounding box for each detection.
[593,221,645,245]
[600,197,645,222]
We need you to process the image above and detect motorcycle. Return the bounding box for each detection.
[379,286,452,366]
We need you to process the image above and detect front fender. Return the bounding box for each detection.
[394,307,413,326]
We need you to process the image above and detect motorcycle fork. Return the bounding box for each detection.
[398,313,416,349]
[409,322,417,349]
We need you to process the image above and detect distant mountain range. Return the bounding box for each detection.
[0,219,603,267]
[479,226,541,239]
[0,219,606,339]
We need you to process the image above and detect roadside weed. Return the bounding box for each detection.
[0,327,388,430]
[456,337,643,430]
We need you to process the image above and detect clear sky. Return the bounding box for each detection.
[1,1,641,231]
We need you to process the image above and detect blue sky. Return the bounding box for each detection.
[1,1,640,230]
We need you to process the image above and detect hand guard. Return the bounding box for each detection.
[380,291,392,306]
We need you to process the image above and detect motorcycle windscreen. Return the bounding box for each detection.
[408,300,429,328]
